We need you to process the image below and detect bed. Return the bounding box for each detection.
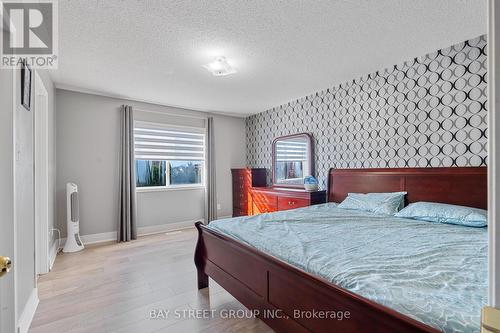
[194,167,487,333]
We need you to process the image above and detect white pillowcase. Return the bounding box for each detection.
[395,202,487,227]
[337,192,407,215]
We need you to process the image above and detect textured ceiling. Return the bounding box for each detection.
[50,0,487,115]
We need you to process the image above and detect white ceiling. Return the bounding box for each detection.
[51,0,487,116]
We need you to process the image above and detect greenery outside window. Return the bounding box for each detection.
[134,121,205,190]
[135,159,203,188]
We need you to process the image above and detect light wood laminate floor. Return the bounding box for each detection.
[30,229,273,333]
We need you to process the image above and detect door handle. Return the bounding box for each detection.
[0,256,12,278]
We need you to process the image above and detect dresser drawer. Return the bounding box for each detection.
[234,200,250,212]
[231,169,269,217]
[233,179,251,188]
[233,200,253,217]
[277,197,310,211]
[232,174,252,186]
[252,192,277,206]
[251,192,277,214]
[232,207,245,217]
[233,199,249,211]
[252,201,278,214]
[233,187,249,199]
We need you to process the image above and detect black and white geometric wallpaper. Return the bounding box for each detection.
[246,35,487,189]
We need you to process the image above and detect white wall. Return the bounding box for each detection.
[55,89,246,238]
[136,189,205,228]
[212,114,247,217]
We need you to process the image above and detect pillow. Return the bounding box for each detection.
[395,202,487,227]
[337,192,407,215]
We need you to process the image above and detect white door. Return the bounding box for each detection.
[0,68,16,333]
[0,226,15,333]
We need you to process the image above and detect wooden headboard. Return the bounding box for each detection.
[327,167,487,209]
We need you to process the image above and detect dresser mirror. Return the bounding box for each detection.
[272,133,313,188]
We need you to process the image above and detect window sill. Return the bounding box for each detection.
[136,185,205,193]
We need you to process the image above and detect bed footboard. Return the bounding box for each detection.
[194,222,209,289]
[193,221,439,333]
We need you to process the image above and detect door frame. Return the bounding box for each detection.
[34,71,50,275]
[488,0,500,307]
[0,2,17,329]
[0,68,18,333]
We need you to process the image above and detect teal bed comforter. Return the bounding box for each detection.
[207,203,487,333]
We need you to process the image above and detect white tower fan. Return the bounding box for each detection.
[63,183,84,253]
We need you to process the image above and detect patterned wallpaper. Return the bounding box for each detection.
[246,35,488,189]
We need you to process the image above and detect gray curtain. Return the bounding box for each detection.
[118,105,137,241]
[206,117,217,223]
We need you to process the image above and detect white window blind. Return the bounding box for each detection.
[275,140,308,162]
[134,122,205,161]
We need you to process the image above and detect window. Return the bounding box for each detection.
[169,160,203,185]
[136,160,167,187]
[134,122,205,189]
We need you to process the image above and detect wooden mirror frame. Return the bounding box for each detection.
[272,133,314,188]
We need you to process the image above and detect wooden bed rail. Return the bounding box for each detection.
[194,221,209,289]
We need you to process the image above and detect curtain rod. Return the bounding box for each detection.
[133,108,209,120]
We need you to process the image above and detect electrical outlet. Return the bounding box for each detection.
[217,203,221,210]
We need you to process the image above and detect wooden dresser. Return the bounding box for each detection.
[250,187,326,214]
[231,168,267,217]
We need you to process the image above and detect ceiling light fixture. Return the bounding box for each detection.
[203,56,236,76]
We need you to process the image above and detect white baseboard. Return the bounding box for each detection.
[17,288,39,333]
[137,219,200,236]
[60,231,116,248]
[82,231,117,244]
[59,219,203,247]
[216,215,232,220]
